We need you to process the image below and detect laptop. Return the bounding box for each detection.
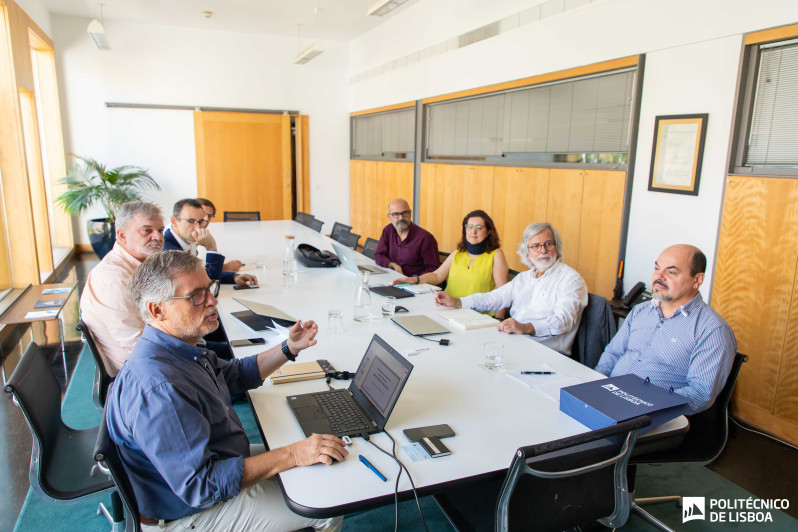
[287,334,413,437]
[391,314,451,336]
[331,241,387,275]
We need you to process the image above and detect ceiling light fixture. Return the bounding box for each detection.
[87,3,110,50]
[294,7,324,65]
[367,0,410,17]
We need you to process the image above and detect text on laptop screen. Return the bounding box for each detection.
[354,340,410,419]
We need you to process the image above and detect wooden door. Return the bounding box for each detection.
[194,111,294,220]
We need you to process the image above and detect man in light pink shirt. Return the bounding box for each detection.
[80,201,165,376]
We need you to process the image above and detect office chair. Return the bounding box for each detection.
[572,293,616,366]
[223,211,260,222]
[308,218,324,233]
[330,222,352,240]
[94,404,142,532]
[332,230,360,250]
[294,211,315,228]
[76,319,114,411]
[361,237,379,259]
[4,342,114,506]
[434,415,651,532]
[630,353,748,531]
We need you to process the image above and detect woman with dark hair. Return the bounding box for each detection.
[393,209,509,309]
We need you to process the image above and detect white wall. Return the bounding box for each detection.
[52,14,351,243]
[347,0,798,298]
[14,0,51,36]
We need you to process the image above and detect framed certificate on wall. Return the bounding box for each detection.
[648,114,708,196]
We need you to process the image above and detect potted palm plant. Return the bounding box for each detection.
[56,155,160,259]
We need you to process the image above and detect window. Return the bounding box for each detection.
[351,108,415,160]
[425,69,635,166]
[734,36,798,176]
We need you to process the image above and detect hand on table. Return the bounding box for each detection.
[497,318,534,335]
[434,291,461,308]
[234,273,258,286]
[289,434,348,466]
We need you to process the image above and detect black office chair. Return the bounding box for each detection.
[572,293,616,367]
[76,319,114,411]
[330,222,352,241]
[4,342,114,505]
[332,230,360,250]
[294,211,315,228]
[223,211,260,222]
[361,237,379,259]
[434,415,651,532]
[308,218,324,233]
[94,404,142,532]
[630,353,748,531]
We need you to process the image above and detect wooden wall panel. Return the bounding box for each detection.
[576,170,626,299]
[419,164,440,244]
[295,115,310,214]
[492,167,549,272]
[375,161,414,241]
[349,160,374,238]
[547,170,584,265]
[774,258,798,424]
[712,176,798,419]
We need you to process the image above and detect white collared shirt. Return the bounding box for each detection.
[461,260,588,355]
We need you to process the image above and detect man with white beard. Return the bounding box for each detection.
[434,222,587,355]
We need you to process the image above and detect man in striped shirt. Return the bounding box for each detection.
[595,245,736,414]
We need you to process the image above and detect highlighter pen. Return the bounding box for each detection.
[359,455,387,482]
[521,371,554,375]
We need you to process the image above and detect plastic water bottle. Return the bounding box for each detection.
[282,235,297,288]
[353,270,372,322]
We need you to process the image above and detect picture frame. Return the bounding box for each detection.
[648,114,708,196]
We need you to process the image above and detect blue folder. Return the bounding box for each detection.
[560,374,688,432]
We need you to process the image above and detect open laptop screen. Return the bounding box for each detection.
[350,335,413,427]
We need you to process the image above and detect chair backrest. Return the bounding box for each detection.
[362,237,379,259]
[573,293,616,367]
[330,222,352,240]
[95,405,142,532]
[76,319,113,409]
[497,415,651,532]
[333,230,360,250]
[223,211,260,222]
[294,211,314,227]
[308,218,324,233]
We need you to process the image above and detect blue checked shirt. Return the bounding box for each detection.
[106,325,263,520]
[595,294,736,414]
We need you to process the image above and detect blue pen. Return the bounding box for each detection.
[359,454,387,482]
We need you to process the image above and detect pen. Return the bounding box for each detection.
[521,371,554,375]
[359,454,387,482]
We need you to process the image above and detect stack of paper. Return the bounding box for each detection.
[507,364,583,401]
[436,308,499,330]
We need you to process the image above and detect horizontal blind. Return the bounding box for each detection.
[352,108,415,158]
[747,41,798,166]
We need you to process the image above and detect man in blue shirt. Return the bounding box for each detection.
[106,251,346,530]
[595,245,736,414]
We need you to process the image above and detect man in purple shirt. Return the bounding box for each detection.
[374,198,440,278]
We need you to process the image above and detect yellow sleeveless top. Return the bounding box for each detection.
[445,249,497,298]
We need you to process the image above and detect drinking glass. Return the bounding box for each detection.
[381,296,397,318]
[483,342,504,371]
[328,309,344,333]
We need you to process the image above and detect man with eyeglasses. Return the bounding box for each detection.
[374,198,440,277]
[196,197,244,273]
[164,198,255,286]
[435,222,587,355]
[106,251,345,531]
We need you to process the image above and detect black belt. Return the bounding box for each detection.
[140,515,174,526]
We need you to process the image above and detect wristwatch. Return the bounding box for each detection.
[414,275,420,284]
[281,340,296,361]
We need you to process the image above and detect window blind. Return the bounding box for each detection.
[352,108,415,158]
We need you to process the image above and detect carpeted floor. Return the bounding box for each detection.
[12,345,798,531]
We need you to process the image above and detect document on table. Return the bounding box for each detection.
[507,364,583,401]
[25,309,59,320]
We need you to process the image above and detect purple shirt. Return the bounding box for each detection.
[374,223,440,276]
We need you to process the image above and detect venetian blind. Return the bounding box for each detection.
[352,108,415,158]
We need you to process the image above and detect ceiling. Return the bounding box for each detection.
[42,0,414,41]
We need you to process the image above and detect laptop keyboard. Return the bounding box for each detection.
[313,390,373,435]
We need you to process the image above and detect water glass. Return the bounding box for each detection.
[328,309,344,333]
[381,296,397,318]
[483,342,504,371]
[255,254,268,272]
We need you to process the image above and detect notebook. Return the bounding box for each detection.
[331,242,387,275]
[287,334,413,437]
[391,314,450,336]
[369,285,414,299]
[436,308,499,330]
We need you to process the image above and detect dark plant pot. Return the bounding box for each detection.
[87,218,115,259]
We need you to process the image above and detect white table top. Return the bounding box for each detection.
[211,220,686,516]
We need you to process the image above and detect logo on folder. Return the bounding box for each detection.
[683,497,706,522]
[601,383,620,392]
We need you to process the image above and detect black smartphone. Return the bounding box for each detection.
[403,424,455,442]
[230,338,266,347]
[233,284,259,290]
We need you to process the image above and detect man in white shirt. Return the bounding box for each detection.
[435,222,588,355]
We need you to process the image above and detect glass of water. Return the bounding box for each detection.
[483,342,504,371]
[381,296,396,318]
[328,309,344,333]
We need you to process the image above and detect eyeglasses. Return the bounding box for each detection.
[465,224,485,231]
[528,241,556,252]
[176,217,209,228]
[169,280,220,306]
[389,210,411,219]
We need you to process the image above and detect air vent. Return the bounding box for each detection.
[458,22,500,48]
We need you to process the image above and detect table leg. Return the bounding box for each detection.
[59,317,68,382]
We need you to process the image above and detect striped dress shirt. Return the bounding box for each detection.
[595,293,736,414]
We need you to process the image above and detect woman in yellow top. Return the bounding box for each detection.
[393,210,509,315]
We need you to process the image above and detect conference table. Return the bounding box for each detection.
[211,220,685,517]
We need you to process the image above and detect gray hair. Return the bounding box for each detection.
[517,222,563,268]
[128,250,205,323]
[116,201,161,231]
